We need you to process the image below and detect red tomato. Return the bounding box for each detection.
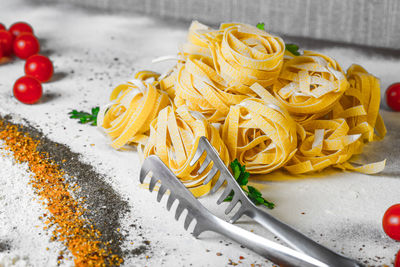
[0,23,5,31]
[9,22,33,37]
[0,46,3,59]
[396,250,400,267]
[0,29,13,56]
[13,76,42,104]
[13,33,40,59]
[25,55,53,82]
[382,204,400,241]
[386,83,400,111]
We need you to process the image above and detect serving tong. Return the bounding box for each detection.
[139,136,363,267]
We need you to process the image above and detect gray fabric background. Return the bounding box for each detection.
[32,0,400,49]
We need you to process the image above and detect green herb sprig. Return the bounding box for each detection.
[285,43,301,56]
[224,159,275,209]
[256,22,265,31]
[69,107,100,126]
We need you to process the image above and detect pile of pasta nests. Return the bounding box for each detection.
[97,21,387,197]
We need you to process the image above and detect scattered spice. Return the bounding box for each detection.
[0,118,123,266]
[228,259,238,266]
[0,241,11,253]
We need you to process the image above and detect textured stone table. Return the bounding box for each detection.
[0,0,399,266]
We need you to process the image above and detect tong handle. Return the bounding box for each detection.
[210,216,328,267]
[247,208,363,267]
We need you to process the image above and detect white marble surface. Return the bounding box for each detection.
[0,0,400,266]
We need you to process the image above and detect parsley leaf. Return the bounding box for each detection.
[224,159,275,209]
[285,43,301,56]
[69,107,100,126]
[230,159,242,180]
[230,159,249,185]
[256,22,265,31]
[247,185,275,209]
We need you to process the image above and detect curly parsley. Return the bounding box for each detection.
[68,107,100,126]
[225,159,275,209]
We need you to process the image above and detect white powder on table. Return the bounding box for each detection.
[0,143,73,267]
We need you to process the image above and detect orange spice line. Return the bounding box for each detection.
[0,120,122,266]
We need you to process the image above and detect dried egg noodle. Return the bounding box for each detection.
[222,83,297,173]
[174,55,247,122]
[99,21,387,196]
[285,118,386,174]
[273,51,349,118]
[136,69,176,99]
[159,69,177,99]
[143,106,229,197]
[98,77,170,149]
[285,119,363,174]
[213,23,285,89]
[284,64,386,174]
[334,64,386,142]
[181,21,216,58]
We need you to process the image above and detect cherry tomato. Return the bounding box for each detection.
[25,55,53,82]
[13,33,40,59]
[382,204,400,241]
[0,23,5,31]
[9,22,33,37]
[396,250,400,267]
[386,83,400,111]
[0,29,13,56]
[13,76,42,104]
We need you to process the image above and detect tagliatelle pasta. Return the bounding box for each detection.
[285,118,362,174]
[100,21,387,196]
[143,105,229,197]
[181,21,216,58]
[159,69,177,99]
[285,117,386,174]
[222,83,297,174]
[174,55,247,122]
[98,78,170,149]
[273,51,349,119]
[212,23,285,89]
[334,64,386,142]
[282,63,386,174]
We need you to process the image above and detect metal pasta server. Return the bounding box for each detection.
[139,136,363,267]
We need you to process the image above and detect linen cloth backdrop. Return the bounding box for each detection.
[33,0,400,49]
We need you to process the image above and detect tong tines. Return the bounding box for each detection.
[139,136,362,267]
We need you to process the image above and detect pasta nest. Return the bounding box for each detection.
[283,64,387,174]
[174,54,247,122]
[285,118,360,174]
[285,118,385,174]
[143,105,230,197]
[211,23,285,90]
[222,84,297,174]
[332,64,386,143]
[273,51,349,118]
[98,78,170,149]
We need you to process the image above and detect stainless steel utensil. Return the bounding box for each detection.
[189,136,363,267]
[140,155,329,267]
